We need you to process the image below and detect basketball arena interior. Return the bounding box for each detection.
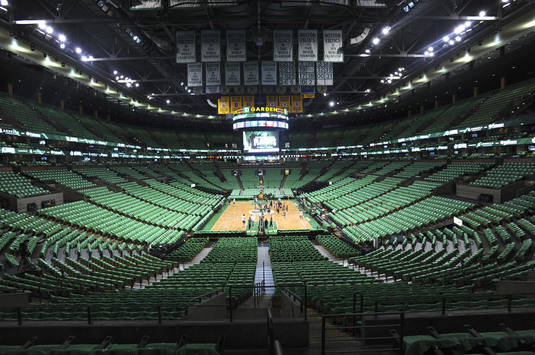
[1,0,535,354]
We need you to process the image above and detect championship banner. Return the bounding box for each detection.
[218,96,229,115]
[298,62,315,86]
[176,31,196,63]
[225,62,241,86]
[273,30,293,62]
[323,29,343,62]
[205,63,221,86]
[201,30,220,62]
[279,95,291,110]
[243,62,259,86]
[226,30,247,62]
[291,94,303,113]
[298,29,318,62]
[278,62,296,86]
[243,95,254,108]
[230,96,243,114]
[262,61,277,86]
[266,96,279,108]
[187,63,203,87]
[316,61,334,86]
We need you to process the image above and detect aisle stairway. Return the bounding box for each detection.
[237,240,274,310]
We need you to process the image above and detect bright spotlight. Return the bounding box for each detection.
[428,46,434,52]
[45,26,54,34]
[0,0,8,6]
[372,37,380,45]
[75,47,82,54]
[479,10,486,17]
[166,99,170,104]
[59,43,65,49]
[381,26,390,35]
[58,34,66,42]
[329,101,335,107]
[443,36,450,42]
[38,21,46,30]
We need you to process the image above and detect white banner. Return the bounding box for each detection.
[175,31,196,63]
[262,61,277,86]
[278,62,296,86]
[273,30,293,62]
[205,63,221,86]
[323,29,343,62]
[225,62,241,86]
[316,61,333,86]
[298,62,315,86]
[187,63,203,87]
[201,30,220,62]
[298,29,318,62]
[243,62,259,86]
[226,30,247,62]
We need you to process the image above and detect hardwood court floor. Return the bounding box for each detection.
[211,200,312,231]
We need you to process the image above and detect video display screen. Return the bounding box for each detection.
[243,131,280,153]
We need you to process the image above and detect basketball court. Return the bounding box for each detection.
[211,200,312,231]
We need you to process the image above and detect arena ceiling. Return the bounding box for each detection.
[1,0,534,123]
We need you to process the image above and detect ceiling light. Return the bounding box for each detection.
[59,43,65,49]
[365,49,371,54]
[135,83,139,87]
[58,34,66,42]
[465,21,472,27]
[449,40,455,45]
[455,36,461,42]
[372,37,380,45]
[166,100,170,104]
[45,26,54,34]
[113,70,117,75]
[75,47,82,54]
[443,36,450,42]
[0,0,8,6]
[329,101,335,107]
[38,21,46,30]
[81,55,87,61]
[454,25,465,34]
[479,10,486,17]
[428,46,434,52]
[382,26,391,35]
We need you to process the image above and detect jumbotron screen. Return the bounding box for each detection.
[243,131,280,153]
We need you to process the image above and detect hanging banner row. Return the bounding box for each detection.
[218,95,303,115]
[187,61,333,87]
[177,29,343,63]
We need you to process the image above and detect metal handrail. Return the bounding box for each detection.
[183,287,225,316]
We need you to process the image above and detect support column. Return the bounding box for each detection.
[500,76,506,89]
[452,94,457,105]
[7,83,13,96]
[37,92,42,104]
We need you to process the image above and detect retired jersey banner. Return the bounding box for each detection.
[201,30,220,62]
[230,96,243,114]
[291,94,303,113]
[187,63,203,87]
[298,62,315,86]
[298,29,318,62]
[323,29,343,62]
[226,30,246,62]
[218,96,229,115]
[278,95,291,110]
[205,63,221,86]
[316,61,334,85]
[278,62,296,86]
[243,96,254,108]
[266,96,279,108]
[243,62,259,86]
[225,62,241,86]
[176,31,196,63]
[262,61,277,86]
[273,30,293,62]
